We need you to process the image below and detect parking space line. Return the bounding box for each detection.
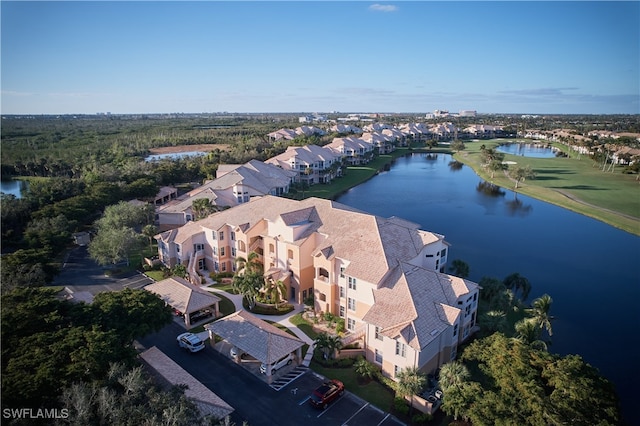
[298,396,310,406]
[376,413,391,426]
[316,396,344,418]
[341,401,369,426]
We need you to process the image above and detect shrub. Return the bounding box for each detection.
[249,303,294,315]
[335,318,345,334]
[412,413,433,424]
[394,397,410,415]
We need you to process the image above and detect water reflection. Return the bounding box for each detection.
[448,160,464,172]
[425,153,439,161]
[476,181,506,197]
[505,194,533,217]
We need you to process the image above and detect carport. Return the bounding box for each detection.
[144,277,221,328]
[205,311,305,383]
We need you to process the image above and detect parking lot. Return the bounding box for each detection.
[54,246,154,295]
[139,322,406,426]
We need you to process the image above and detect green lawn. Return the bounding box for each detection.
[455,140,640,235]
[288,312,319,340]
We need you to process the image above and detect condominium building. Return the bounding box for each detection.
[155,196,479,378]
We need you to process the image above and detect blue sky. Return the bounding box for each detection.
[2,1,638,114]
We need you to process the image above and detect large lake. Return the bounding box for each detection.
[337,153,639,420]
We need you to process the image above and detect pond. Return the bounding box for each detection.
[336,152,639,420]
[497,142,558,158]
[0,179,29,198]
[144,151,206,162]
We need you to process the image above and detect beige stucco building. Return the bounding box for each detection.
[155,196,479,379]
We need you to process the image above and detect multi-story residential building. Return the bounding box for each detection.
[265,145,342,185]
[155,196,479,379]
[155,160,295,231]
[325,137,375,165]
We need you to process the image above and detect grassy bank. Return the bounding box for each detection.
[287,146,451,201]
[453,140,640,236]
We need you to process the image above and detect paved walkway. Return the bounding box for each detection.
[195,285,316,367]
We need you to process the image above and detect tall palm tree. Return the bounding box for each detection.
[262,279,287,307]
[396,366,426,416]
[234,251,263,276]
[503,273,531,301]
[314,332,343,360]
[438,360,470,393]
[526,294,554,337]
[515,318,548,351]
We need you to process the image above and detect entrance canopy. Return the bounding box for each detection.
[205,310,304,365]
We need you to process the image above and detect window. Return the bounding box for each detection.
[231,247,236,257]
[269,243,275,254]
[375,326,383,341]
[394,365,400,377]
[288,249,293,260]
[221,262,226,272]
[231,231,236,241]
[348,277,357,290]
[339,306,345,317]
[176,245,180,253]
[395,341,406,357]
[194,243,204,252]
[213,247,217,256]
[211,231,216,240]
[453,323,458,337]
[340,267,345,278]
[374,349,383,364]
[219,231,224,241]
[220,247,225,257]
[214,261,219,272]
[473,292,477,301]
[339,286,345,298]
[348,297,355,311]
[319,293,326,302]
[186,214,192,221]
[465,304,471,317]
[347,318,355,331]
[440,248,447,257]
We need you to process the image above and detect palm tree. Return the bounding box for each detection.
[191,198,212,220]
[503,273,531,301]
[141,224,158,251]
[314,332,343,360]
[234,251,263,276]
[449,259,470,279]
[438,360,470,393]
[526,294,554,337]
[261,279,287,307]
[479,310,508,334]
[354,357,379,382]
[395,366,426,416]
[515,318,548,351]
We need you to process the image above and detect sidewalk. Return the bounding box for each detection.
[197,285,316,366]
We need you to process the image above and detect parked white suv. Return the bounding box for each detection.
[177,332,205,353]
[260,353,293,374]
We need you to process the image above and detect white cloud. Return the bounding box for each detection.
[369,4,397,12]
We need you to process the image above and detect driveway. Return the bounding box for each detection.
[53,245,154,295]
[138,322,406,426]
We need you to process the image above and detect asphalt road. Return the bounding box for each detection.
[138,322,406,426]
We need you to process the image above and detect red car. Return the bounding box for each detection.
[309,379,344,409]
